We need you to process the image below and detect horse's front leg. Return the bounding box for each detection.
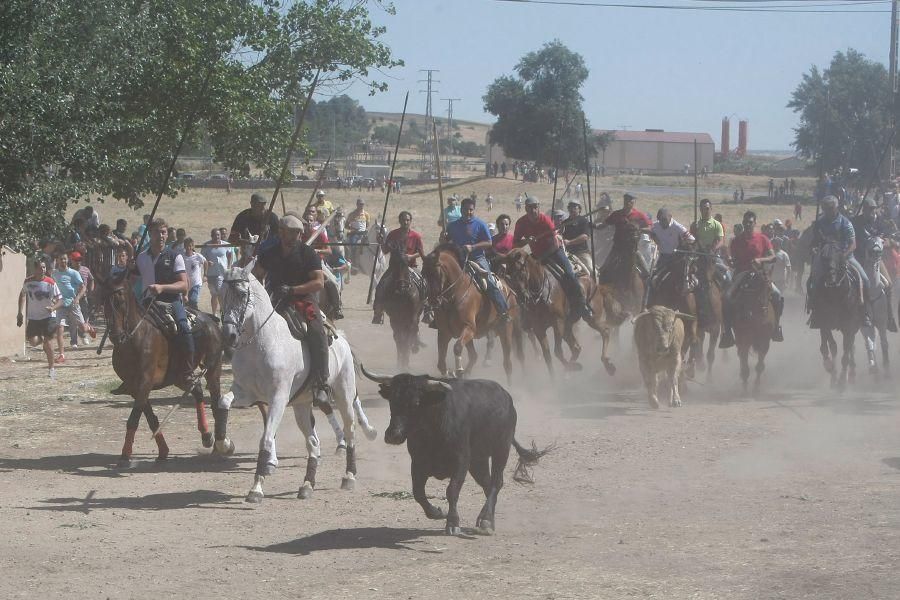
[118,403,144,469]
[737,344,751,395]
[205,364,234,455]
[453,323,476,377]
[880,326,890,375]
[861,323,877,373]
[190,385,213,449]
[246,394,287,504]
[437,327,451,377]
[142,402,169,463]
[843,330,856,387]
[292,403,322,499]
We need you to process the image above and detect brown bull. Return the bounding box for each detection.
[501,248,628,376]
[633,306,693,409]
[422,244,523,379]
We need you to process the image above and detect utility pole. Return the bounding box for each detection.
[419,69,440,177]
[441,97,461,180]
[889,0,898,178]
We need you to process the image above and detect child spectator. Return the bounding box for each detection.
[182,238,207,309]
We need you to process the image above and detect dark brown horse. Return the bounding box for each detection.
[379,248,426,369]
[690,252,724,379]
[501,248,627,376]
[422,244,522,379]
[598,223,645,314]
[731,263,775,394]
[809,242,864,389]
[100,275,233,468]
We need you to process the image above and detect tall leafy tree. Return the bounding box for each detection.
[483,40,595,169]
[0,0,399,252]
[305,95,370,158]
[788,49,893,177]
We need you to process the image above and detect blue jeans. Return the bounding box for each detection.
[472,255,509,315]
[187,284,201,309]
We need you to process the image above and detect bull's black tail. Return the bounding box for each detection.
[511,438,554,484]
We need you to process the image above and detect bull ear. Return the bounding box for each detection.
[360,363,392,384]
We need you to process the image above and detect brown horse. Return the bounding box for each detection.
[597,223,645,314]
[100,275,233,468]
[501,248,627,376]
[731,263,775,394]
[809,242,864,389]
[378,248,425,369]
[690,252,724,379]
[422,244,522,379]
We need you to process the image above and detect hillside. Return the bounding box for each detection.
[366,111,491,145]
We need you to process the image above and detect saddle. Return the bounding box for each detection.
[280,304,338,345]
[465,261,501,295]
[145,301,202,339]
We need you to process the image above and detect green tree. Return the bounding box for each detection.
[0,0,399,252]
[305,95,370,158]
[483,40,595,169]
[788,49,892,177]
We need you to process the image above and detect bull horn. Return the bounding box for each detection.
[359,363,392,384]
[674,312,697,321]
[423,378,453,392]
[630,311,651,325]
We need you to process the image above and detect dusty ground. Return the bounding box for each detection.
[4,177,896,599]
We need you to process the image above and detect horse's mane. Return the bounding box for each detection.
[431,242,464,266]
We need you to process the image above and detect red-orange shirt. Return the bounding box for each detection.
[384,228,424,267]
[730,232,773,272]
[514,213,559,258]
[605,207,652,229]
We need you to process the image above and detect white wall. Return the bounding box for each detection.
[0,247,27,357]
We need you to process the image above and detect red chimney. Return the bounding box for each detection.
[721,117,730,158]
[737,120,748,157]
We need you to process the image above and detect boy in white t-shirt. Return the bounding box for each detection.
[17,257,64,377]
[182,238,207,309]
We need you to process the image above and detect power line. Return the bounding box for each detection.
[494,0,890,13]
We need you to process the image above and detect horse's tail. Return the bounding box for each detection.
[347,348,378,441]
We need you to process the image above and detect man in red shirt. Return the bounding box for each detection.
[720,210,783,348]
[514,195,592,322]
[372,211,427,325]
[600,193,653,230]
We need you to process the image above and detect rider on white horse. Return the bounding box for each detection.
[254,213,331,406]
[851,197,898,332]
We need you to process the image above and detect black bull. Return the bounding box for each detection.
[361,366,551,535]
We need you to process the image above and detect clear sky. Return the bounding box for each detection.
[342,0,891,151]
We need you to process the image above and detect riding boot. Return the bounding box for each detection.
[178,329,196,384]
[887,287,899,332]
[771,292,784,342]
[306,313,331,406]
[719,301,735,349]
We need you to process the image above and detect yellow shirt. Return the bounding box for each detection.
[693,218,724,250]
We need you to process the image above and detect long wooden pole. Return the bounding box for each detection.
[693,139,699,225]
[254,70,321,256]
[582,114,597,282]
[366,92,409,305]
[433,120,447,239]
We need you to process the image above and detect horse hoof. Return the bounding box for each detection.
[116,457,135,470]
[245,491,263,504]
[297,482,314,500]
[648,399,660,409]
[213,439,235,456]
[564,362,583,372]
[426,507,445,520]
[201,432,214,448]
[670,399,682,408]
[335,443,347,455]
[474,520,494,535]
[154,455,169,467]
[341,476,355,491]
[362,425,378,442]
[445,525,463,536]
[603,361,616,376]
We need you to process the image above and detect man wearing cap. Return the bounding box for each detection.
[514,196,592,321]
[314,189,334,216]
[560,199,593,272]
[136,218,196,382]
[599,193,652,231]
[372,211,427,325]
[346,198,370,274]
[446,197,509,320]
[852,198,898,331]
[229,193,281,257]
[254,213,331,405]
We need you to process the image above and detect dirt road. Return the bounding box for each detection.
[3,215,900,598]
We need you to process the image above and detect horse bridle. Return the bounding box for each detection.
[221,273,280,348]
[427,256,473,308]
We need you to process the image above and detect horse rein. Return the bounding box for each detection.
[222,276,280,349]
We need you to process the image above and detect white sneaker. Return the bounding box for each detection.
[71,344,79,349]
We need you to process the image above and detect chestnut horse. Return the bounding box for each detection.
[381,247,426,369]
[100,275,233,468]
[690,252,724,379]
[597,223,645,314]
[731,263,775,394]
[501,248,628,376]
[422,244,522,379]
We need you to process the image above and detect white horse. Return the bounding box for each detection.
[219,260,376,503]
[861,236,891,376]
